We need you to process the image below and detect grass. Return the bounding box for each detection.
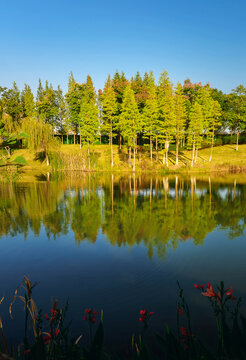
[6,144,246,174]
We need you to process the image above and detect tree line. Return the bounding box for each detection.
[0,71,246,168]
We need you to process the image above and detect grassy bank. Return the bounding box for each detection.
[6,144,246,174]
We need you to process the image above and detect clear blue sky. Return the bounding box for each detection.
[1,0,245,94]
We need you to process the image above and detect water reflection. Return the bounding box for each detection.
[0,174,245,259]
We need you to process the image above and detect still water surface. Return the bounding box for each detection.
[0,173,246,348]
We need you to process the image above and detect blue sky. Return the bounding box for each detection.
[0,0,245,94]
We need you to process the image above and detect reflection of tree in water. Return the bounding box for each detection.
[0,175,245,259]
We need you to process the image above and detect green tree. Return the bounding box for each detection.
[157,71,175,167]
[174,82,187,165]
[112,71,128,149]
[65,72,86,144]
[142,71,158,164]
[36,80,59,128]
[101,75,118,167]
[56,85,67,141]
[21,84,36,118]
[227,85,246,150]
[119,84,141,171]
[207,99,222,162]
[187,102,204,167]
[79,75,99,158]
[1,82,22,133]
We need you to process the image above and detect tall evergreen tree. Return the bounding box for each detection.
[22,84,36,118]
[119,84,141,171]
[79,75,99,156]
[207,99,222,162]
[174,82,187,165]
[142,71,158,164]
[187,102,204,167]
[36,80,59,127]
[65,72,85,144]
[101,75,118,167]
[112,71,128,149]
[56,85,67,141]
[157,71,175,167]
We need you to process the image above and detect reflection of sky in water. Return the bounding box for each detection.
[0,176,245,348]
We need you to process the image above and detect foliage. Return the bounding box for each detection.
[1,277,246,359]
[0,72,246,170]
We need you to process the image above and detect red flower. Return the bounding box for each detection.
[202,283,216,298]
[55,328,60,336]
[178,307,183,316]
[24,349,31,355]
[180,326,187,337]
[194,284,205,291]
[45,308,57,322]
[139,310,154,322]
[84,308,98,323]
[43,333,52,345]
[226,287,236,300]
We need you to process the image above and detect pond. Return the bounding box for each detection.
[0,173,246,351]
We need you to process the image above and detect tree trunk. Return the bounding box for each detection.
[100,134,101,144]
[67,133,68,144]
[46,152,50,166]
[110,125,113,167]
[236,131,239,151]
[165,140,169,167]
[176,138,179,166]
[209,128,214,162]
[150,136,152,164]
[128,146,131,166]
[191,141,195,167]
[74,133,75,144]
[133,144,136,172]
[87,143,90,170]
[119,134,122,150]
[194,147,198,163]
[156,137,158,161]
[80,134,82,149]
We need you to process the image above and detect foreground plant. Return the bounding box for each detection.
[1,277,246,359]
